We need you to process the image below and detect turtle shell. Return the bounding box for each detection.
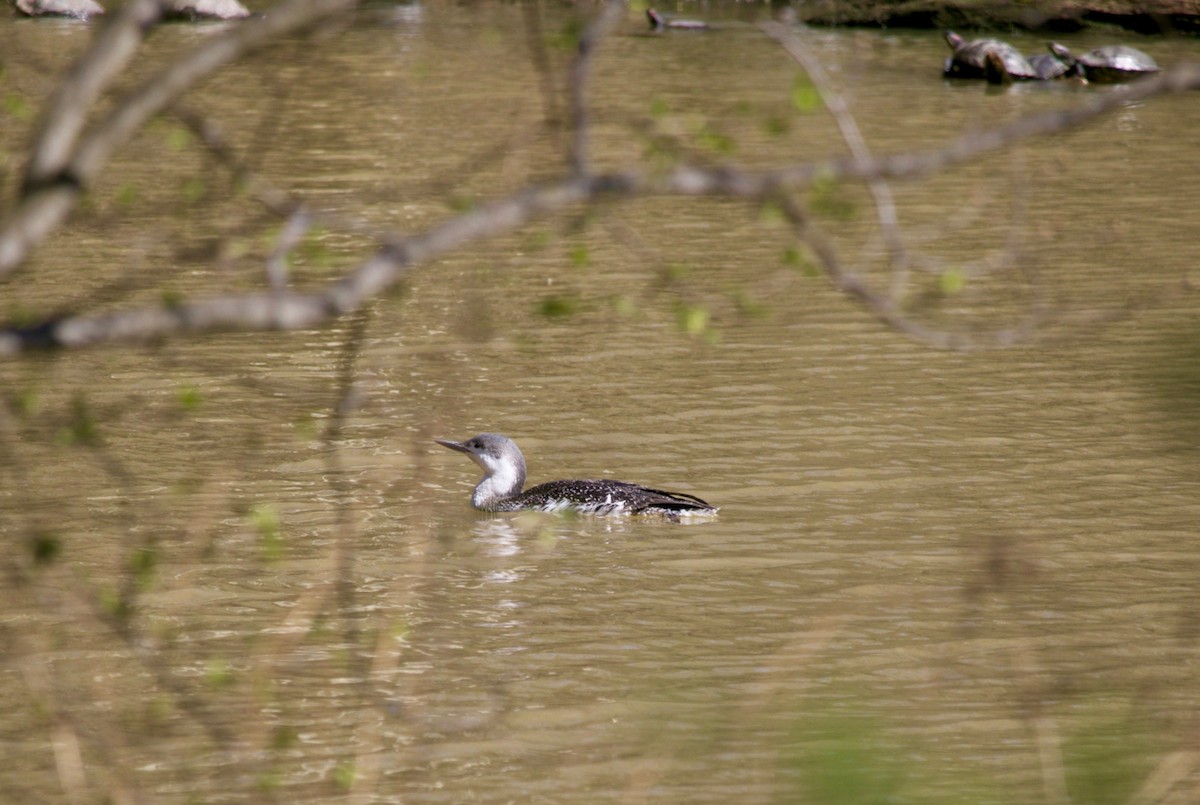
[646,8,708,30]
[1076,45,1159,82]
[943,32,1039,81]
[15,0,104,17]
[1028,53,1071,80]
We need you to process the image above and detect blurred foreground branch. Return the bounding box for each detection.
[1,2,1198,356]
[0,0,355,276]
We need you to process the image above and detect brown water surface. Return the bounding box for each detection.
[2,5,1199,802]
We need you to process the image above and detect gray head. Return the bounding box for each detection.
[1048,42,1075,65]
[435,432,528,505]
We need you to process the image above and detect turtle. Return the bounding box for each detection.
[163,0,249,19]
[1027,51,1072,80]
[14,0,104,18]
[646,8,709,31]
[943,31,1039,83]
[1047,42,1160,83]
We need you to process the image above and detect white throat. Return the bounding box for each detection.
[472,456,524,507]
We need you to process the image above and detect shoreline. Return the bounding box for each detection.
[798,1,1200,35]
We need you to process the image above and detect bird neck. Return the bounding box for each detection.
[472,460,526,509]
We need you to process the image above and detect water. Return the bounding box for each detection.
[1,5,1199,802]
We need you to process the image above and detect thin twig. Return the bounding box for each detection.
[22,0,165,192]
[773,191,1047,349]
[1,52,1197,354]
[173,108,299,218]
[1128,750,1200,805]
[266,209,312,292]
[760,18,910,300]
[521,0,564,130]
[566,0,624,176]
[0,0,357,276]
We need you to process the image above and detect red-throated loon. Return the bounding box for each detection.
[436,433,718,520]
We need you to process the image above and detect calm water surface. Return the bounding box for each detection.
[1,4,1199,802]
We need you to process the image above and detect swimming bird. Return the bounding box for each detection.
[436,432,717,520]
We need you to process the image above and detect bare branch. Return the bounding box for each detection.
[0,176,601,353]
[266,209,312,292]
[566,0,624,176]
[173,107,299,217]
[760,18,909,298]
[71,0,354,182]
[23,0,165,191]
[773,189,1048,350]
[816,63,1200,184]
[1,30,1197,357]
[657,62,1200,193]
[520,0,564,130]
[0,0,357,277]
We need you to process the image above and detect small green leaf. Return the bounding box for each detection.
[536,295,579,318]
[676,303,710,336]
[939,268,966,295]
[5,304,40,328]
[611,295,636,316]
[808,174,856,220]
[115,184,138,206]
[649,97,669,118]
[783,245,820,277]
[30,531,61,565]
[544,20,582,50]
[14,387,40,418]
[255,773,282,794]
[205,659,233,688]
[523,230,553,252]
[764,115,790,136]
[791,75,821,114]
[293,416,319,441]
[732,288,768,318]
[568,243,590,267]
[332,760,356,791]
[390,620,411,642]
[178,385,202,410]
[758,199,785,225]
[145,696,173,726]
[695,124,735,155]
[58,394,100,446]
[299,228,333,269]
[99,587,131,622]
[250,504,284,561]
[165,127,192,151]
[3,93,31,121]
[130,546,157,591]
[271,725,299,750]
[662,262,690,283]
[181,177,206,204]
